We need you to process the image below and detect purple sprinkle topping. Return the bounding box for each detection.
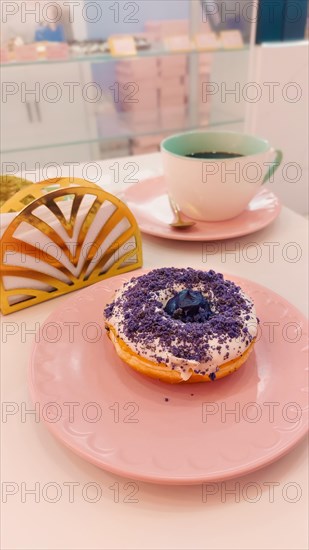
[104,268,255,364]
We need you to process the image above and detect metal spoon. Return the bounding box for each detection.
[168,196,196,229]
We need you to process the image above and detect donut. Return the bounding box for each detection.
[104,268,258,384]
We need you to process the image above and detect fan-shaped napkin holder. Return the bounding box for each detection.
[0,177,143,315]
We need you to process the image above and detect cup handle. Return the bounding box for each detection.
[262,149,283,185]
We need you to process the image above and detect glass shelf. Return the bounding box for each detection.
[1,118,244,154]
[1,45,249,68]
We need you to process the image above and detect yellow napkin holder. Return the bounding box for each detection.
[0,177,143,315]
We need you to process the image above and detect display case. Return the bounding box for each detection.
[1,0,257,170]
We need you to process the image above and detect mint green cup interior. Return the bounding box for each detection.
[161,131,271,158]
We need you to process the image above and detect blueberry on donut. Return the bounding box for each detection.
[104,268,258,384]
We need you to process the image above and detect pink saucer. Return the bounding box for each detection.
[28,270,308,484]
[123,176,281,241]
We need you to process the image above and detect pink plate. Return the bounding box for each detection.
[28,270,308,484]
[123,176,281,241]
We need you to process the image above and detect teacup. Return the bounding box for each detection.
[161,131,282,222]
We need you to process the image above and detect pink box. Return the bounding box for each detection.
[127,120,159,133]
[45,43,69,60]
[146,20,189,38]
[162,117,186,130]
[199,74,211,86]
[0,47,10,63]
[160,106,186,128]
[159,54,187,70]
[160,82,186,98]
[122,103,158,114]
[160,92,186,107]
[130,146,144,155]
[159,58,188,78]
[161,22,188,36]
[199,60,212,72]
[135,82,160,98]
[160,118,186,130]
[160,97,186,109]
[126,109,158,123]
[115,67,157,80]
[143,27,161,43]
[14,44,38,61]
[199,77,212,104]
[180,75,211,105]
[117,57,158,70]
[199,101,212,114]
[144,21,162,31]
[161,106,186,115]
[199,101,212,115]
[116,58,159,79]
[158,76,183,90]
[116,69,160,85]
[199,52,214,65]
[131,144,159,155]
[199,65,212,76]
[119,83,157,97]
[160,67,187,78]
[121,93,158,111]
[115,74,160,99]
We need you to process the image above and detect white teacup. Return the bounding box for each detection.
[161,131,282,222]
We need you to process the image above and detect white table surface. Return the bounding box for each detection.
[1,153,308,550]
